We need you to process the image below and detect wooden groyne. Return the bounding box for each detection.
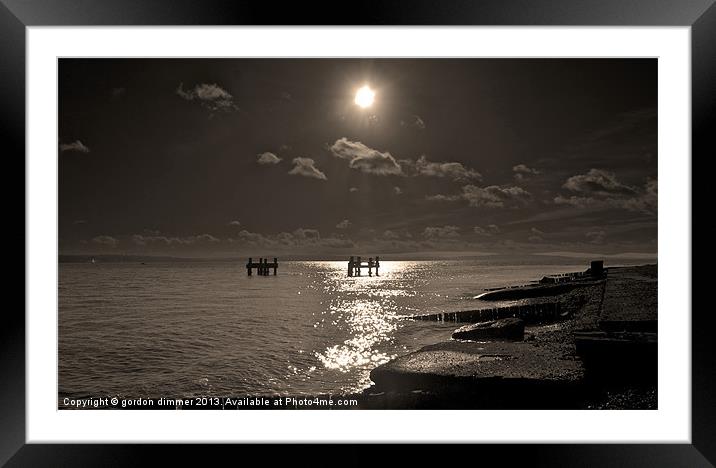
[412,301,567,325]
[538,260,607,284]
[475,281,601,301]
[246,257,278,276]
[347,256,380,277]
[367,262,657,409]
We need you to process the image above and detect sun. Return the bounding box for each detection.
[354,85,375,108]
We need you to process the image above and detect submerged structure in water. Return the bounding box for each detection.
[347,256,380,277]
[246,257,278,276]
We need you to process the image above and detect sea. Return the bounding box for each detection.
[58,256,653,399]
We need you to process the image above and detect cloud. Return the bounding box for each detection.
[60,140,90,153]
[196,234,220,243]
[425,194,462,202]
[555,171,656,215]
[92,235,118,247]
[512,164,540,181]
[328,138,483,182]
[528,228,545,242]
[621,177,657,214]
[402,114,426,130]
[513,164,540,175]
[408,156,482,181]
[320,237,356,249]
[563,169,637,196]
[131,233,219,246]
[257,152,282,165]
[228,220,241,226]
[423,225,460,239]
[428,184,532,208]
[393,186,403,195]
[584,107,657,143]
[234,230,265,245]
[228,228,355,251]
[73,220,87,225]
[335,219,351,229]
[382,230,400,240]
[329,138,403,176]
[349,187,359,193]
[176,82,237,112]
[292,228,321,241]
[288,157,327,180]
[553,195,593,209]
[474,224,500,236]
[462,185,532,208]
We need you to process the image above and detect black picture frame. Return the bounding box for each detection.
[4,0,714,465]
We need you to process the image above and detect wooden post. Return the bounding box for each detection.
[368,257,373,276]
[348,256,354,277]
[356,256,361,276]
[375,256,380,276]
[247,257,252,276]
[273,257,278,275]
[259,258,264,276]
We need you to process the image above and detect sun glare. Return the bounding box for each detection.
[354,85,375,108]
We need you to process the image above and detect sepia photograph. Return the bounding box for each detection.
[58,58,658,410]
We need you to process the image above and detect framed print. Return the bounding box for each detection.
[5,0,715,464]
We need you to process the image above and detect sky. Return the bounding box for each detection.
[59,59,657,259]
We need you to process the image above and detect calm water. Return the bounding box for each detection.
[58,258,640,398]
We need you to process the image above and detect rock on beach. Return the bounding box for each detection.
[451,318,525,341]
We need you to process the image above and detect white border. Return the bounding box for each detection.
[27,27,691,443]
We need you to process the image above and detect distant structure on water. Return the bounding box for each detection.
[246,257,278,276]
[347,256,380,277]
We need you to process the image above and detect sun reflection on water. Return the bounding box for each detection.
[312,261,423,387]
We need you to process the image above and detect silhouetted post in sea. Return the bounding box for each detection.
[346,256,381,277]
[246,257,279,276]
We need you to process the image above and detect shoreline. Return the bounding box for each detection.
[356,262,657,409]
